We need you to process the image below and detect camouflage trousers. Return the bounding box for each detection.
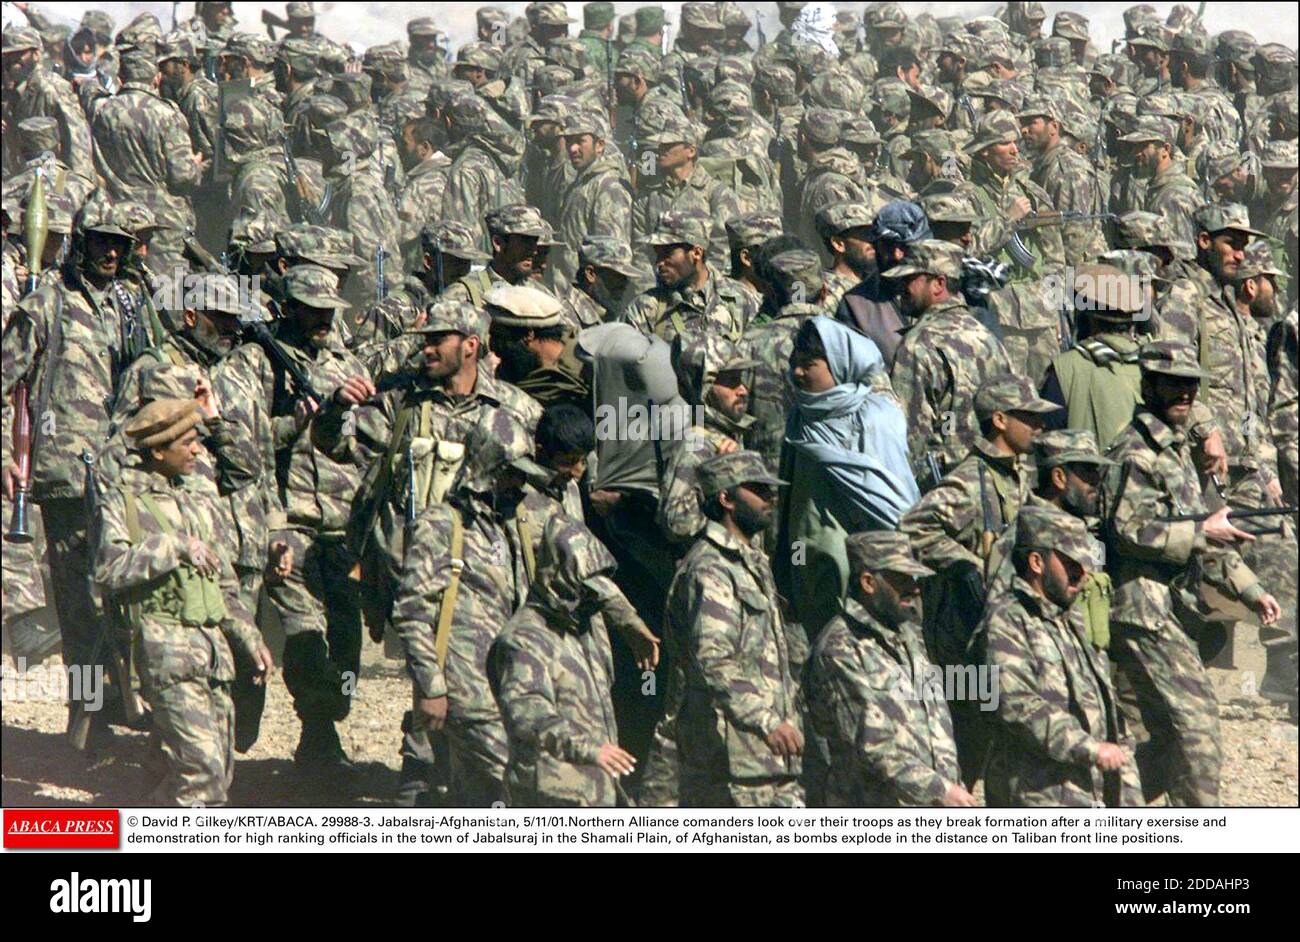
[638,712,680,807]
[679,774,805,808]
[265,530,361,725]
[136,620,236,806]
[446,718,508,807]
[38,498,105,717]
[1110,619,1221,807]
[2,495,60,663]
[230,568,266,754]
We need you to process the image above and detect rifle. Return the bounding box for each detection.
[23,165,47,295]
[434,243,445,295]
[245,320,324,408]
[171,2,179,32]
[5,382,33,544]
[281,129,327,226]
[958,92,977,128]
[261,9,290,40]
[1162,505,1298,523]
[1005,212,1118,268]
[977,462,998,578]
[183,232,233,275]
[925,452,944,492]
[375,246,388,302]
[756,13,767,49]
[405,444,418,530]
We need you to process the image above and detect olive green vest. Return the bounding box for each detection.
[122,491,227,626]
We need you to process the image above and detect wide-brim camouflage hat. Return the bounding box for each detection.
[1034,429,1115,468]
[974,372,1063,418]
[125,398,204,450]
[1015,505,1105,571]
[696,449,787,499]
[845,531,934,579]
[1138,340,1211,379]
[407,300,486,337]
[281,264,350,309]
[1192,201,1265,238]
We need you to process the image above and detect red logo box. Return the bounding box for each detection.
[4,810,119,849]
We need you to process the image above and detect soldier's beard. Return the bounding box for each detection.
[732,501,771,538]
[495,340,541,384]
[1043,566,1076,610]
[1061,480,1099,518]
[412,48,442,68]
[585,276,624,319]
[1251,293,1280,322]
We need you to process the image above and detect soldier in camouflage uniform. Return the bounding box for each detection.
[981,505,1139,807]
[1,26,95,180]
[623,209,756,345]
[575,2,617,80]
[1103,341,1282,806]
[806,530,973,808]
[900,373,1057,782]
[503,2,575,91]
[1254,141,1298,295]
[886,241,1016,484]
[92,43,202,275]
[95,399,272,805]
[1170,31,1241,146]
[494,512,637,807]
[393,113,453,268]
[224,96,293,238]
[549,108,632,292]
[405,18,450,95]
[631,110,742,270]
[440,204,552,310]
[1267,307,1298,510]
[1017,94,1108,264]
[441,92,527,253]
[814,201,877,315]
[3,117,97,216]
[721,211,785,312]
[792,108,871,269]
[665,450,803,808]
[1119,115,1203,249]
[563,236,643,329]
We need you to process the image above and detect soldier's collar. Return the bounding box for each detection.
[843,596,903,642]
[974,435,1021,469]
[1134,407,1185,448]
[1011,575,1068,619]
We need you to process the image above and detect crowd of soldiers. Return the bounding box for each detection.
[1,0,1296,811]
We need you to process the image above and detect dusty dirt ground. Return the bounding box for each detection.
[2,625,1296,808]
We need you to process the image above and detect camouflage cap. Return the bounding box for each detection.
[484,283,564,329]
[562,107,610,139]
[76,198,134,239]
[635,7,666,37]
[16,116,58,152]
[186,272,257,318]
[1034,428,1115,468]
[866,2,907,29]
[407,16,442,37]
[964,109,1022,153]
[578,235,642,278]
[445,91,489,131]
[807,69,866,113]
[641,110,698,146]
[1118,114,1175,144]
[547,35,589,72]
[1137,90,1185,120]
[767,248,824,296]
[286,1,316,17]
[873,79,912,119]
[363,41,407,79]
[222,31,277,65]
[1169,29,1212,58]
[719,2,751,31]
[1089,52,1133,85]
[528,1,577,26]
[724,211,784,249]
[1253,43,1298,85]
[1014,505,1104,571]
[845,530,934,579]
[1193,201,1265,237]
[974,372,1062,418]
[125,398,204,450]
[841,115,882,146]
[716,55,754,84]
[815,201,877,240]
[681,1,724,30]
[460,407,549,494]
[409,300,487,337]
[919,191,978,224]
[882,239,965,281]
[584,2,616,29]
[696,449,786,498]
[1268,91,1298,131]
[938,30,980,60]
[477,7,510,29]
[1126,27,1168,53]
[978,78,1028,113]
[421,221,492,262]
[1051,11,1090,42]
[673,333,758,403]
[529,92,579,126]
[1017,93,1061,122]
[1215,30,1257,67]
[281,264,350,309]
[908,85,954,122]
[755,61,798,100]
[1236,240,1284,281]
[157,30,198,63]
[330,71,374,111]
[485,203,548,238]
[1113,210,1176,249]
[1123,4,1160,36]
[1261,139,1299,170]
[799,107,843,147]
[229,214,277,254]
[117,43,159,77]
[112,201,165,237]
[905,128,961,162]
[1137,339,1211,379]
[81,10,115,41]
[644,209,710,248]
[275,224,362,268]
[1071,262,1148,315]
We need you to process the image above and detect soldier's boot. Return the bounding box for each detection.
[1258,642,1299,708]
[294,717,356,779]
[395,710,436,807]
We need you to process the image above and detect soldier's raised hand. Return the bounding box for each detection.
[595,743,637,777]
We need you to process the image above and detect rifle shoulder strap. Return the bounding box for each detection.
[515,506,536,587]
[433,506,465,667]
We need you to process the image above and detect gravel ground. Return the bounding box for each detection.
[2,626,1295,808]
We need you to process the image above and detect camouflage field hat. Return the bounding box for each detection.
[1126,26,1169,53]
[485,284,564,329]
[614,45,657,79]
[919,192,978,224]
[229,214,277,254]
[422,221,492,262]
[1114,210,1175,249]
[673,333,758,404]
[908,85,953,123]
[77,198,134,239]
[1261,140,1299,170]
[799,107,843,147]
[845,531,934,578]
[766,248,824,296]
[815,202,877,239]
[1015,504,1105,571]
[974,373,1062,418]
[81,10,116,41]
[275,224,363,268]
[286,1,316,17]
[117,43,159,77]
[1118,114,1175,145]
[641,110,698,147]
[1017,93,1061,123]
[1193,201,1265,237]
[456,40,502,71]
[584,2,616,30]
[1236,240,1284,281]
[841,115,882,146]
[725,211,785,248]
[157,31,198,63]
[185,272,256,317]
[528,1,577,26]
[459,407,551,494]
[485,203,548,237]
[1138,339,1211,379]
[125,398,204,450]
[529,93,579,126]
[1215,30,1257,67]
[873,80,912,120]
[407,17,442,37]
[281,264,350,309]
[406,300,486,338]
[964,110,1021,153]
[696,449,786,499]
[562,107,610,139]
[1089,53,1133,85]
[1051,11,1090,42]
[755,61,798,100]
[579,235,642,278]
[16,116,58,153]
[445,91,489,131]
[635,5,666,36]
[905,128,961,162]
[1253,43,1298,87]
[681,1,724,30]
[882,239,965,281]
[1169,30,1212,59]
[644,209,710,248]
[223,31,277,64]
[807,69,866,113]
[1034,429,1115,469]
[113,201,165,237]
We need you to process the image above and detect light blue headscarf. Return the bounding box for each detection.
[784,317,919,528]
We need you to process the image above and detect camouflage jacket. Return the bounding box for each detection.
[2,68,94,179]
[442,138,527,253]
[175,76,219,159]
[231,151,292,233]
[983,576,1125,807]
[795,148,868,266]
[968,160,1066,276]
[91,82,200,232]
[1184,82,1242,146]
[890,298,1015,480]
[622,264,757,345]
[327,160,402,308]
[806,598,961,807]
[395,154,452,265]
[1029,141,1107,265]
[1156,264,1276,472]
[631,163,742,268]
[495,601,619,807]
[742,302,822,473]
[821,269,861,315]
[1268,309,1299,503]
[1104,407,1264,631]
[1141,163,1201,249]
[656,412,751,544]
[551,154,634,291]
[669,521,802,782]
[94,465,261,687]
